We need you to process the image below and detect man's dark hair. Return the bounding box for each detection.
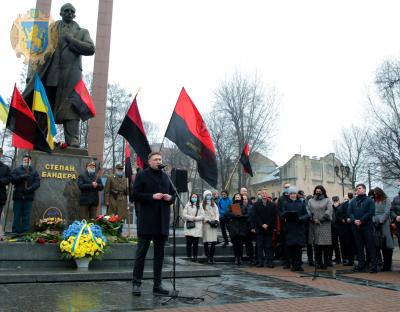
[347,192,354,199]
[356,183,366,190]
[221,190,229,196]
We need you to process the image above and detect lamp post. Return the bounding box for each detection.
[334,164,350,198]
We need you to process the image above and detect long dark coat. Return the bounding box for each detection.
[78,171,103,206]
[251,200,276,235]
[11,165,40,201]
[282,199,309,246]
[226,204,251,238]
[0,161,11,205]
[132,167,174,236]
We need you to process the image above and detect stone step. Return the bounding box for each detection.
[0,258,222,283]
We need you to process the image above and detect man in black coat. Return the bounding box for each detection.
[348,184,377,273]
[251,188,276,268]
[78,161,103,220]
[0,148,11,227]
[132,152,174,296]
[11,154,40,234]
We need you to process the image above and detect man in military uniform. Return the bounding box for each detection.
[23,3,95,147]
[104,164,128,219]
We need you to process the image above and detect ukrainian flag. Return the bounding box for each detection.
[32,74,57,150]
[0,95,9,124]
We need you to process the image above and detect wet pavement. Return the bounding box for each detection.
[0,264,336,312]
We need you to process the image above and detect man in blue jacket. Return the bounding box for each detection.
[348,183,377,273]
[217,190,232,247]
[11,154,40,234]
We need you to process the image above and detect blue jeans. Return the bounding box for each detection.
[12,200,33,233]
[256,231,273,265]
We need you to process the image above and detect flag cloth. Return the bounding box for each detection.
[239,143,254,177]
[125,140,134,203]
[67,79,96,121]
[165,87,218,187]
[0,95,9,124]
[6,85,51,152]
[118,95,152,166]
[32,74,57,150]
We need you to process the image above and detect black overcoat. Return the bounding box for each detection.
[0,161,11,205]
[78,171,103,206]
[132,167,174,236]
[282,199,309,246]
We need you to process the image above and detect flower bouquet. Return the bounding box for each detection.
[59,220,107,263]
[35,217,66,232]
[94,214,123,237]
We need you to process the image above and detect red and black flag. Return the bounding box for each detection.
[6,85,51,153]
[165,87,218,187]
[124,140,134,203]
[240,143,253,177]
[68,79,96,121]
[118,95,152,166]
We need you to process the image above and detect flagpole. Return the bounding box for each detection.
[224,156,241,191]
[126,177,131,237]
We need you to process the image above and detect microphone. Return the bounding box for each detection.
[158,164,167,170]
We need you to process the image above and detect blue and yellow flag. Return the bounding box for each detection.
[32,74,57,150]
[0,95,9,124]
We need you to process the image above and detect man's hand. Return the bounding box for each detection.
[346,218,351,223]
[92,181,98,188]
[251,229,256,233]
[262,224,268,230]
[354,219,362,226]
[153,193,163,200]
[314,219,320,224]
[396,216,400,222]
[162,194,172,201]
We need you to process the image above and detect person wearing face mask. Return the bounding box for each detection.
[104,164,128,222]
[78,160,104,220]
[281,187,309,271]
[226,193,248,265]
[182,193,204,262]
[330,196,345,265]
[277,183,291,268]
[10,154,40,234]
[202,190,219,264]
[0,148,11,232]
[217,190,232,247]
[307,185,333,270]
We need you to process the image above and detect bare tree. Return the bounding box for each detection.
[334,125,368,188]
[142,120,160,145]
[210,72,278,190]
[104,83,132,169]
[366,59,400,183]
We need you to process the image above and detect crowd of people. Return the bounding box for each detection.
[182,183,400,274]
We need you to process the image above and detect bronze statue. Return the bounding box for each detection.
[23,3,95,147]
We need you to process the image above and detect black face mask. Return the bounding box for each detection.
[235,200,241,204]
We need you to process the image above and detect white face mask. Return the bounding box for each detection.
[87,168,95,174]
[22,161,30,167]
[115,171,124,177]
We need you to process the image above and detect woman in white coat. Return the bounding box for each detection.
[182,193,204,262]
[202,190,220,264]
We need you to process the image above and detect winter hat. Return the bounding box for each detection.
[203,190,212,199]
[287,186,298,194]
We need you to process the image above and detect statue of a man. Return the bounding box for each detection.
[23,3,95,147]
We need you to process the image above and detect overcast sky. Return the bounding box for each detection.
[1,0,400,165]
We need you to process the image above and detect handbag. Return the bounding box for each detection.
[186,206,199,229]
[209,220,219,228]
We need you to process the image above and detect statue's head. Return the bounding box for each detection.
[60,3,76,23]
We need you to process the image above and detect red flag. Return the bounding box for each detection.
[118,95,152,166]
[6,85,51,152]
[239,143,254,177]
[68,79,96,121]
[165,87,217,187]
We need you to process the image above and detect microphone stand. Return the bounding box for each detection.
[160,165,204,304]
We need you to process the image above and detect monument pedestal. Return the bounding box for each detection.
[4,148,96,232]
